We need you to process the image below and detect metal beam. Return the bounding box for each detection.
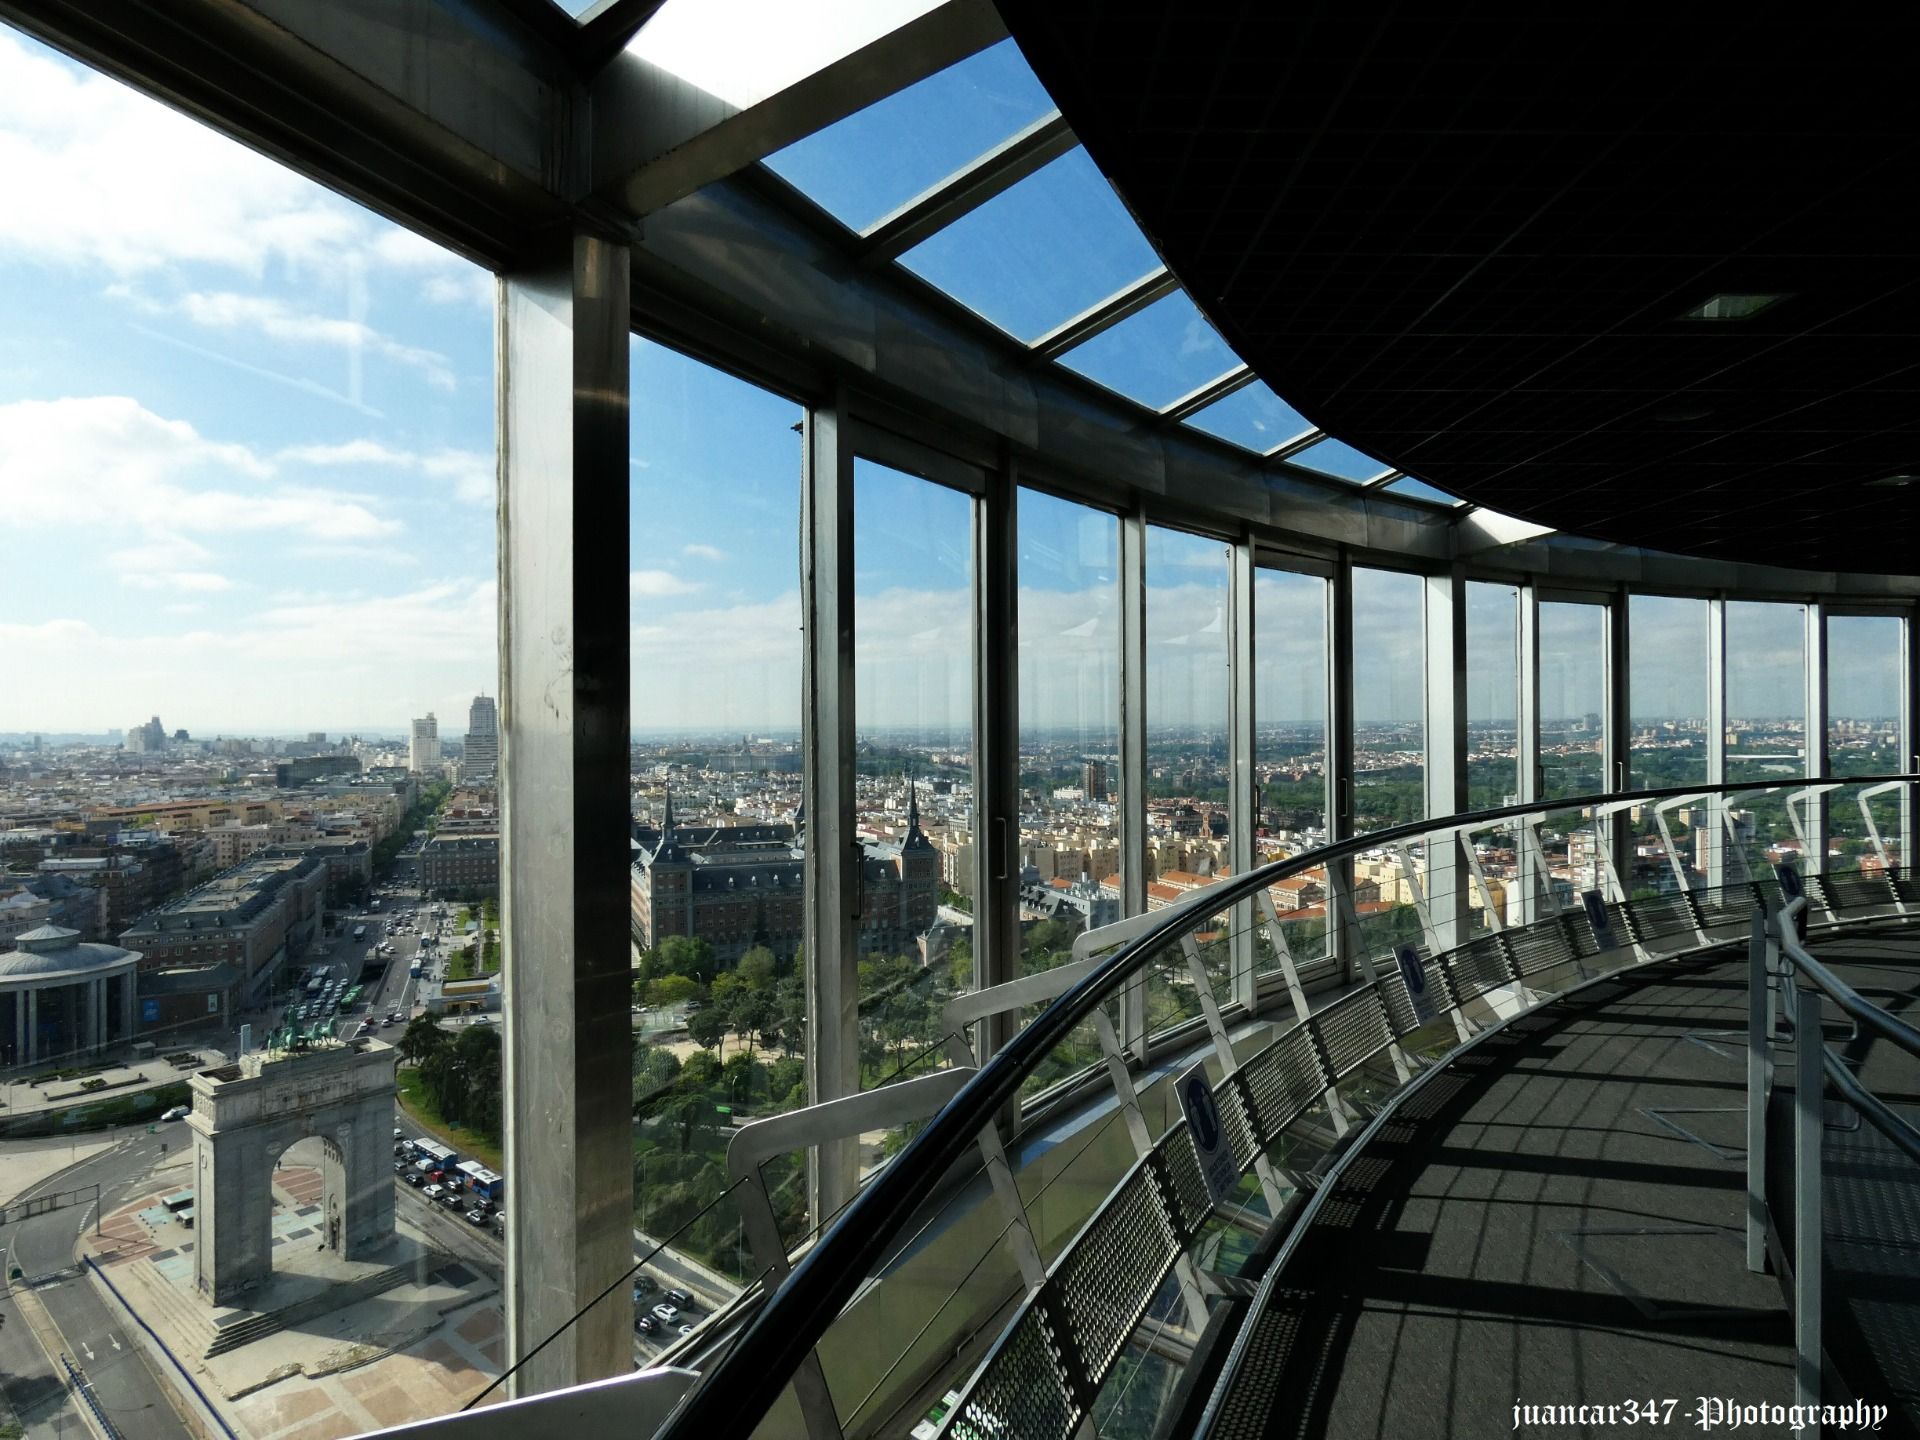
[1228,534,1257,1007]
[1424,564,1468,949]
[591,0,1007,220]
[1029,269,1178,361]
[859,112,1076,265]
[1806,602,1830,874]
[1606,584,1633,891]
[1328,558,1357,977]
[1119,510,1150,1053]
[1515,581,1542,923]
[973,455,1020,1055]
[1160,365,1255,424]
[801,389,860,1224]
[499,230,633,1395]
[1705,597,1729,888]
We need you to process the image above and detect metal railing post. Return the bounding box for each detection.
[1746,905,1769,1273]
[1793,981,1823,1409]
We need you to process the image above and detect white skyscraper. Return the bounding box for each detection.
[410,712,440,773]
[464,694,499,779]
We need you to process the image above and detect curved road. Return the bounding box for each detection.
[0,1128,195,1440]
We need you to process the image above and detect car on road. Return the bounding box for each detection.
[160,1105,188,1121]
[423,1184,445,1200]
[403,1171,425,1187]
[439,1192,463,1211]
[677,1323,695,1339]
[394,1160,408,1173]
[635,1315,658,1335]
[665,1288,694,1310]
[465,1208,489,1225]
[632,1275,655,1295]
[650,1304,679,1325]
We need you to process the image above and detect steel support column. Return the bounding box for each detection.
[498,231,633,1396]
[1516,582,1542,924]
[1805,602,1830,874]
[1904,608,1919,873]
[1228,534,1258,1008]
[973,456,1020,1058]
[1423,565,1468,951]
[1328,557,1357,978]
[1119,511,1150,1053]
[1606,585,1633,888]
[801,388,860,1223]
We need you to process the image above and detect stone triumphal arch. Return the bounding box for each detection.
[186,1039,398,1304]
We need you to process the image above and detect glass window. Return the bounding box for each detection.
[1465,583,1518,934]
[627,340,805,1289]
[1826,613,1905,870]
[1056,289,1239,409]
[1144,526,1231,1031]
[1538,601,1607,802]
[1351,568,1425,958]
[1017,489,1120,977]
[853,460,974,1099]
[763,38,1052,233]
[898,148,1162,342]
[1383,476,1465,506]
[1254,567,1329,973]
[1183,380,1313,452]
[1628,595,1710,790]
[0,24,501,1418]
[1726,602,1807,782]
[1290,437,1391,483]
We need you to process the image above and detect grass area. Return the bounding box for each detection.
[395,1066,504,1173]
[445,948,475,982]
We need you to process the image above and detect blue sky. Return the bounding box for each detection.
[0,24,1900,741]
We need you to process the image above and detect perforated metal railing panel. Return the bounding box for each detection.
[1893,871,1920,904]
[1503,920,1573,978]
[953,1305,1078,1440]
[1216,1076,1265,1174]
[1314,989,1395,1078]
[1692,881,1763,931]
[1817,869,1897,912]
[1563,907,1605,958]
[1376,963,1420,1035]
[1441,935,1514,1004]
[1161,1125,1220,1238]
[1623,893,1696,944]
[1242,1025,1328,1136]
[1053,1168,1182,1385]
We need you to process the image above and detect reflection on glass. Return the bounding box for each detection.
[1351,568,1425,962]
[1017,489,1119,977]
[1826,613,1904,871]
[1725,601,1807,882]
[1057,289,1237,409]
[1629,595,1709,789]
[763,37,1052,233]
[1290,437,1390,482]
[853,460,974,1108]
[1539,601,1606,802]
[1146,527,1231,1034]
[899,148,1161,342]
[1384,476,1464,506]
[1254,568,1329,972]
[627,340,804,1294]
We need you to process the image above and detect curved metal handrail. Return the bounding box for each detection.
[658,773,1920,1439]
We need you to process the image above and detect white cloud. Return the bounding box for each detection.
[122,570,234,593]
[423,271,495,308]
[113,288,457,392]
[681,543,726,562]
[279,439,492,505]
[630,570,702,598]
[0,396,399,543]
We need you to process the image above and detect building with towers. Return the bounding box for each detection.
[464,694,499,779]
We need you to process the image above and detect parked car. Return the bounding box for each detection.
[665,1288,694,1310]
[635,1315,657,1335]
[650,1304,679,1325]
[677,1324,695,1339]
[160,1105,188,1122]
[394,1160,408,1173]
[632,1275,655,1295]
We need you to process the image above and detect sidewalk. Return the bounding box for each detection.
[0,1132,129,1209]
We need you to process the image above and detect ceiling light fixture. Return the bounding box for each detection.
[1680,292,1788,322]
[1867,473,1920,489]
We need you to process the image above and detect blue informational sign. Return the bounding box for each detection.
[1580,889,1618,950]
[1174,1063,1239,1205]
[1394,944,1438,1025]
[141,998,160,1024]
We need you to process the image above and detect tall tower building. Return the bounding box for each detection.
[409,712,440,773]
[464,694,499,779]
[1081,760,1109,802]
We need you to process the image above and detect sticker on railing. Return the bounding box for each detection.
[1395,945,1438,1025]
[1174,1063,1239,1205]
[1580,890,1618,950]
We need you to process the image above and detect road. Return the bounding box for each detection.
[0,1131,195,1440]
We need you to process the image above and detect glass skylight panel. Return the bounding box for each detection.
[1384,476,1465,506]
[628,0,945,110]
[1291,437,1393,482]
[764,39,1053,234]
[1182,381,1315,454]
[1055,289,1240,409]
[898,147,1162,343]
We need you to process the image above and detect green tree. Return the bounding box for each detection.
[659,934,718,985]
[686,1004,728,1055]
[399,1013,449,1064]
[736,945,777,990]
[645,974,702,1009]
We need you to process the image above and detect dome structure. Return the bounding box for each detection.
[1,923,141,1067]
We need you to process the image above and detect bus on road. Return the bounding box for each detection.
[352,924,366,942]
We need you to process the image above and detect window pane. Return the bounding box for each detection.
[1351,568,1425,828]
[1826,613,1905,870]
[1184,381,1312,453]
[1538,601,1607,802]
[1017,490,1120,977]
[1254,568,1329,973]
[1057,289,1238,410]
[1145,527,1231,1032]
[763,37,1052,233]
[898,148,1161,342]
[0,25,505,1422]
[1290,437,1390,483]
[1726,602,1807,782]
[853,460,973,1103]
[627,340,804,1294]
[1628,595,1709,789]
[1384,476,1464,506]
[1465,582,1518,935]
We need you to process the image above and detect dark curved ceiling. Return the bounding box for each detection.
[998,1,1920,575]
